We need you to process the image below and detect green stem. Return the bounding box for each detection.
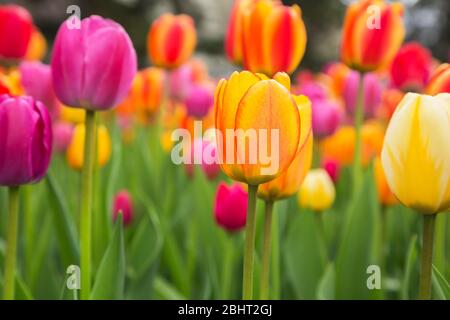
[315,211,328,261]
[242,184,258,300]
[419,214,436,300]
[23,185,33,281]
[3,186,20,300]
[260,200,274,300]
[80,110,97,300]
[380,206,388,271]
[352,72,365,191]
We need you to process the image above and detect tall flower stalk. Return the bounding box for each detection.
[242,184,258,300]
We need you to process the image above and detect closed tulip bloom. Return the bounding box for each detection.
[25,28,47,61]
[341,0,405,72]
[381,93,450,214]
[374,156,397,206]
[51,15,137,110]
[147,14,197,69]
[298,169,335,212]
[258,95,313,201]
[214,182,248,232]
[0,5,33,60]
[66,123,112,170]
[0,95,52,186]
[214,71,302,185]
[225,0,254,64]
[184,83,214,118]
[312,99,341,138]
[19,61,60,119]
[343,71,382,118]
[186,138,221,180]
[113,190,134,226]
[426,64,450,95]
[378,88,405,121]
[322,158,340,183]
[241,0,307,76]
[390,42,432,91]
[53,122,74,153]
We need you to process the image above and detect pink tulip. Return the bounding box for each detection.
[186,138,220,180]
[297,82,328,102]
[20,61,61,119]
[51,15,137,111]
[0,5,33,60]
[214,182,247,232]
[53,122,74,153]
[312,99,341,138]
[184,83,214,118]
[113,190,133,226]
[168,64,194,101]
[343,71,382,119]
[0,94,52,186]
[322,158,340,183]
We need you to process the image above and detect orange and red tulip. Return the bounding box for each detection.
[25,28,47,61]
[341,0,405,72]
[147,14,197,69]
[214,71,302,185]
[426,63,450,95]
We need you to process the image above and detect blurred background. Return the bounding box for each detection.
[3,0,449,77]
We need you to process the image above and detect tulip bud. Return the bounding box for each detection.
[184,83,214,118]
[51,15,137,111]
[426,64,450,95]
[0,5,33,60]
[225,0,253,64]
[341,0,405,72]
[66,123,112,170]
[312,99,341,138]
[381,93,450,214]
[214,182,248,232]
[53,122,74,153]
[147,14,197,69]
[19,61,61,120]
[298,169,335,212]
[25,28,47,61]
[185,138,221,180]
[113,190,134,226]
[390,42,432,92]
[322,158,340,183]
[0,94,52,186]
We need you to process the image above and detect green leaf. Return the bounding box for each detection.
[432,265,450,300]
[46,170,79,266]
[90,215,125,299]
[317,263,335,300]
[153,276,186,300]
[15,274,33,300]
[401,235,418,300]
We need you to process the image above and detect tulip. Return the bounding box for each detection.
[19,61,60,119]
[113,190,134,226]
[51,15,137,111]
[298,169,335,212]
[117,67,165,124]
[311,99,341,138]
[53,122,74,153]
[225,0,253,64]
[25,28,47,61]
[241,0,307,76]
[322,158,340,183]
[186,138,221,180]
[0,5,33,60]
[0,94,52,299]
[66,123,112,170]
[215,71,302,299]
[426,63,450,95]
[184,83,214,118]
[381,93,450,299]
[341,0,405,72]
[60,106,85,124]
[214,182,248,232]
[343,71,382,119]
[147,14,197,69]
[373,157,397,206]
[390,42,432,91]
[377,88,404,121]
[297,82,328,102]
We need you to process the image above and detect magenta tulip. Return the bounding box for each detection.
[0,5,33,60]
[322,158,340,183]
[0,94,52,186]
[20,61,61,119]
[113,190,134,226]
[184,83,214,118]
[312,99,341,138]
[53,122,74,153]
[51,15,137,110]
[214,182,247,232]
[343,71,383,119]
[298,82,328,102]
[168,64,194,102]
[186,138,220,180]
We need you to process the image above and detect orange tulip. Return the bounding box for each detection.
[117,67,165,123]
[147,14,197,69]
[374,156,397,206]
[214,71,302,185]
[239,0,306,76]
[225,0,254,64]
[66,123,112,170]
[377,88,405,121]
[258,95,312,201]
[25,28,47,61]
[426,63,450,95]
[341,0,405,72]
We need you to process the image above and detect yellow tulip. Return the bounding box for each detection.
[258,95,313,200]
[67,123,112,170]
[381,93,450,214]
[60,105,85,123]
[298,169,335,212]
[214,71,302,185]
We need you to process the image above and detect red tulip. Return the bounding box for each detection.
[214,182,247,232]
[0,5,33,60]
[113,190,134,226]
